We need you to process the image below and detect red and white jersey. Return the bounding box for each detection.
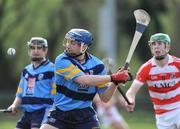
[135,55,180,115]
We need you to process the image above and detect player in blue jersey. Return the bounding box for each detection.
[40,28,130,129]
[7,37,56,129]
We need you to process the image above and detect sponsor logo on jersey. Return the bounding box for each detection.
[154,80,176,88]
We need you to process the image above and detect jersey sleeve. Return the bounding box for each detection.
[97,64,108,93]
[50,75,56,99]
[135,63,150,83]
[55,58,85,81]
[16,73,24,98]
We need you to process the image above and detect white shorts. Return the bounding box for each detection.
[155,108,180,129]
[97,106,124,127]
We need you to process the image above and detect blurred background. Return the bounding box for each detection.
[0,0,179,129]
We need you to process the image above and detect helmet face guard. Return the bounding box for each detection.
[148,33,171,60]
[27,37,48,62]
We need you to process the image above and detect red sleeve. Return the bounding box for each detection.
[171,56,180,70]
[135,61,152,83]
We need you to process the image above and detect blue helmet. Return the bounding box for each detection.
[65,29,93,46]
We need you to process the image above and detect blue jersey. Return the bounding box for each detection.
[16,60,56,112]
[54,52,108,111]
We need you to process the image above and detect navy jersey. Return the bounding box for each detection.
[54,52,108,111]
[16,60,56,112]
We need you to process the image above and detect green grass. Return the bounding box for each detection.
[122,110,156,129]
[0,110,156,129]
[101,110,157,129]
[0,114,20,129]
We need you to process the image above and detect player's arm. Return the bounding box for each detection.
[8,96,22,115]
[74,70,129,86]
[8,74,24,115]
[56,58,129,86]
[114,91,128,109]
[98,82,117,102]
[125,80,143,112]
[74,74,110,86]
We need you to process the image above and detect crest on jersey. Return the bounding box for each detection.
[170,73,176,79]
[25,73,29,79]
[38,74,44,80]
[26,77,36,95]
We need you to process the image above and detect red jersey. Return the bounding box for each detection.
[135,55,180,115]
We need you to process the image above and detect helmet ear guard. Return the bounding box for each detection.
[27,37,48,48]
[80,43,89,53]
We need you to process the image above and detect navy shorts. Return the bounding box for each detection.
[16,108,45,129]
[45,107,101,129]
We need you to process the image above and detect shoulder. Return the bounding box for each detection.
[169,55,180,69]
[55,53,66,63]
[138,58,153,73]
[88,54,104,65]
[45,61,55,71]
[46,60,54,66]
[87,54,106,75]
[25,63,32,68]
[55,53,73,65]
[21,64,31,76]
[55,53,77,69]
[140,58,153,69]
[23,64,32,72]
[48,60,54,65]
[170,55,180,62]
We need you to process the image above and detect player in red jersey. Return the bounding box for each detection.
[126,33,180,129]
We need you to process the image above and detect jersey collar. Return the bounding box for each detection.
[33,59,49,70]
[152,54,173,66]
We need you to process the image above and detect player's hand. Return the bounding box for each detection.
[118,67,133,81]
[125,93,135,112]
[125,101,135,112]
[110,69,129,84]
[7,105,17,115]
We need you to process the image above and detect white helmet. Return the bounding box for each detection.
[27,37,48,47]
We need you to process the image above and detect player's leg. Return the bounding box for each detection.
[176,121,180,129]
[71,107,101,129]
[40,108,67,129]
[156,123,176,129]
[31,108,46,129]
[75,115,101,129]
[15,113,31,129]
[96,105,111,128]
[76,121,101,129]
[175,108,180,129]
[41,107,52,124]
[156,110,178,129]
[107,106,128,129]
